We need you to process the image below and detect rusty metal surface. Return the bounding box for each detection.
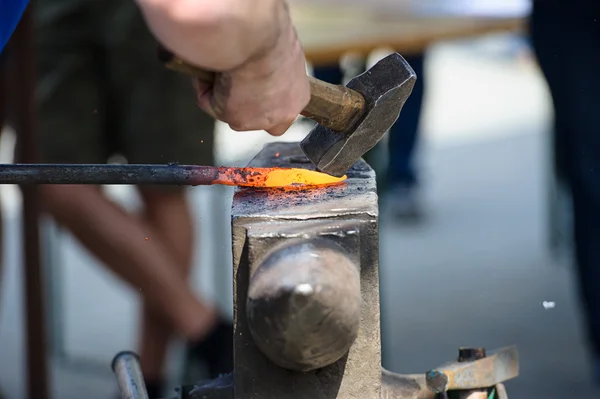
[179,372,510,399]
[381,370,436,399]
[426,346,519,393]
[232,142,378,220]
[455,348,488,399]
[0,163,343,187]
[300,53,416,177]
[231,142,382,398]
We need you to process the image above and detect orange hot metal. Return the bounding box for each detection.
[210,167,347,188]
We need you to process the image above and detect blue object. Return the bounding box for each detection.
[0,0,30,53]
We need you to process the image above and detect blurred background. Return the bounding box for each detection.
[0,0,596,398]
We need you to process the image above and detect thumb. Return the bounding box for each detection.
[193,78,218,120]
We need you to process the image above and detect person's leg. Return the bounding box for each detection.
[135,188,197,387]
[34,2,221,393]
[109,1,230,387]
[41,185,218,340]
[531,0,600,379]
[385,53,425,219]
[387,54,424,188]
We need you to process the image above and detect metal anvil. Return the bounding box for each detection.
[112,142,519,399]
[228,142,382,398]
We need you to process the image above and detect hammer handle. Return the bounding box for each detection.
[158,48,366,132]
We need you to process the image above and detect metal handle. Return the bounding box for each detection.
[157,46,366,132]
[112,351,150,399]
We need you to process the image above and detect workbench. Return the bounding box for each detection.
[291,1,526,65]
[6,2,529,398]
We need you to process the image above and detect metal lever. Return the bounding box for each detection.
[112,351,150,399]
[425,346,519,393]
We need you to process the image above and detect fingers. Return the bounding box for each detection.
[266,118,298,137]
[193,78,218,120]
[192,69,309,136]
[227,113,297,136]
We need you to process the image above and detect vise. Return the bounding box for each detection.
[112,142,519,399]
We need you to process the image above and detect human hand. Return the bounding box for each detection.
[194,24,310,136]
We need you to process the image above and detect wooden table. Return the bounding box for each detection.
[290,2,527,65]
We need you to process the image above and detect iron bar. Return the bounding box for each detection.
[0,164,223,186]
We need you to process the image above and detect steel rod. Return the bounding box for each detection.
[0,164,221,185]
[112,351,149,399]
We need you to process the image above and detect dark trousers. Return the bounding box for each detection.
[312,53,425,187]
[530,0,600,355]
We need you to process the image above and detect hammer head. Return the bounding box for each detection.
[300,53,416,177]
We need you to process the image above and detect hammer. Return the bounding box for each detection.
[158,48,416,177]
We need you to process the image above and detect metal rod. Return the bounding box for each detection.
[0,164,221,185]
[112,351,150,399]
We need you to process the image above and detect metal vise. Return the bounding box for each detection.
[112,142,519,399]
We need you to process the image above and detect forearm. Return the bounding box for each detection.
[135,0,296,71]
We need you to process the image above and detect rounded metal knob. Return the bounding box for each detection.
[246,239,361,372]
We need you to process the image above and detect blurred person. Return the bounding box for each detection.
[33,0,227,396]
[530,0,600,384]
[312,53,425,220]
[2,0,311,134]
[3,0,311,397]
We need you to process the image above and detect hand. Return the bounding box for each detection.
[194,24,310,136]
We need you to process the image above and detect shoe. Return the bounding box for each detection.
[186,318,234,379]
[385,183,424,222]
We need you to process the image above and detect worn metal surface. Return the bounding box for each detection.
[247,238,362,371]
[300,53,416,177]
[112,351,149,399]
[455,348,488,399]
[231,142,381,398]
[426,346,519,393]
[0,163,223,185]
[160,142,519,399]
[0,163,342,187]
[380,370,436,399]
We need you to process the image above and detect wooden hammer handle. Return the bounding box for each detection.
[158,48,366,132]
